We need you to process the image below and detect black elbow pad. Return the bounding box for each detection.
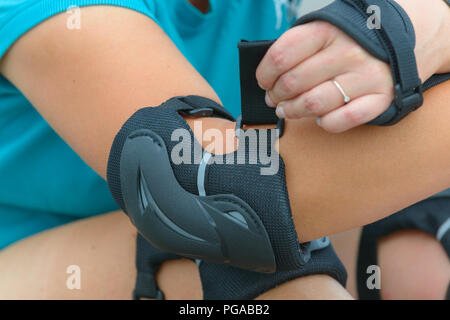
[107,96,327,273]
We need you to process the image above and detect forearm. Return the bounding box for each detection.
[283,82,450,241]
[396,0,450,77]
[194,81,450,242]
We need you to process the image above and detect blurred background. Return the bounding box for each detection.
[299,0,333,13]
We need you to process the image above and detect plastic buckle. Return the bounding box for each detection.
[235,115,285,138]
[309,237,330,251]
[181,107,215,118]
[394,83,424,113]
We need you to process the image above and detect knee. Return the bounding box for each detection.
[378,230,450,300]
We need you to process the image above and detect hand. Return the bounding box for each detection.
[256,21,394,133]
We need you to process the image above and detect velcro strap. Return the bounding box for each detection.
[238,40,277,125]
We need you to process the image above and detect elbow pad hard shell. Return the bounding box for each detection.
[107,96,316,273]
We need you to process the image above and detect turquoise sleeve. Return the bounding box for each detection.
[0,0,158,60]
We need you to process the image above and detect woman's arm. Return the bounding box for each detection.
[1,6,449,244]
[0,6,352,300]
[397,0,450,76]
[0,5,220,178]
[204,82,450,241]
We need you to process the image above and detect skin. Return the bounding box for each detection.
[0,5,351,300]
[257,0,450,133]
[330,228,450,299]
[0,2,449,299]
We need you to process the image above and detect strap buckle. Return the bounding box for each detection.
[394,83,423,113]
[181,107,214,118]
[235,115,285,138]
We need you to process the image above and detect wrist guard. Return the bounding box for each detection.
[293,0,450,126]
[237,1,450,129]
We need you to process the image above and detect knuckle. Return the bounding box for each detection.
[312,21,332,39]
[279,29,298,46]
[278,72,298,96]
[302,93,322,114]
[268,45,287,71]
[343,108,365,126]
[345,45,368,64]
[366,60,388,77]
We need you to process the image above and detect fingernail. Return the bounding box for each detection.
[276,105,286,119]
[265,92,276,108]
[316,118,321,126]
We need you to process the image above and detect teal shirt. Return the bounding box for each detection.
[0,0,301,249]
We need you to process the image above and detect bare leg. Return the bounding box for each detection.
[0,6,448,299]
[330,228,362,297]
[378,230,450,300]
[331,228,450,300]
[0,211,351,300]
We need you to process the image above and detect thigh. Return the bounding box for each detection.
[378,230,450,300]
[0,211,351,299]
[330,228,362,297]
[0,211,137,299]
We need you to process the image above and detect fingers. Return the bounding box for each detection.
[317,94,392,133]
[274,72,375,119]
[256,21,395,133]
[256,21,336,91]
[267,45,351,104]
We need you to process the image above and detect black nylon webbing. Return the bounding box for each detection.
[343,0,423,125]
[238,40,278,125]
